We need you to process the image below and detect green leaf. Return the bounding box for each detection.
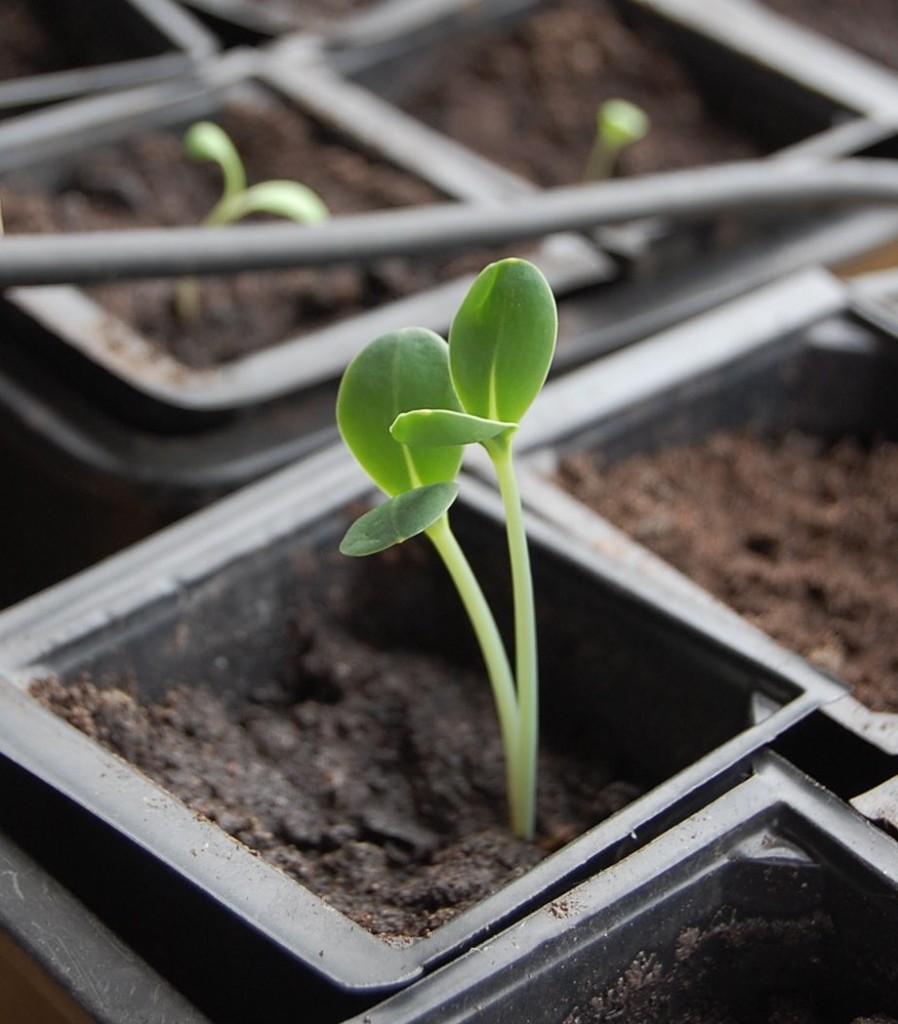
[391,409,515,447]
[336,328,464,497]
[339,482,459,556]
[214,180,330,226]
[449,258,557,426]
[597,99,650,150]
[184,121,246,200]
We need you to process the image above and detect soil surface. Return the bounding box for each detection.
[398,0,767,188]
[2,94,511,368]
[558,431,898,711]
[761,0,898,72]
[31,547,639,940]
[564,909,896,1023]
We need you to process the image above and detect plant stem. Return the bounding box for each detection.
[426,514,529,836]
[485,435,538,841]
[583,139,618,183]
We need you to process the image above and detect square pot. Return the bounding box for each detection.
[335,0,893,272]
[0,46,607,430]
[0,443,842,1021]
[176,0,518,46]
[347,754,898,1023]
[706,0,898,100]
[508,266,898,804]
[0,825,208,1024]
[0,0,216,116]
[0,316,198,612]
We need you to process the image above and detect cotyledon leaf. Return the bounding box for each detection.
[391,408,515,447]
[339,482,459,556]
[336,328,464,497]
[449,258,557,425]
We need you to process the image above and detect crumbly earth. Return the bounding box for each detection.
[32,598,639,940]
[1,95,509,368]
[558,431,898,710]
[563,908,897,1022]
[398,0,767,188]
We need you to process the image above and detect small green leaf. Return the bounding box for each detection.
[391,409,515,447]
[184,121,246,200]
[214,180,330,226]
[449,258,557,426]
[339,482,459,556]
[597,99,650,150]
[336,328,464,497]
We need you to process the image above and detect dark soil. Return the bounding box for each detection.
[2,93,512,368]
[564,909,896,1023]
[31,545,639,940]
[397,0,767,188]
[761,0,898,72]
[0,0,164,82]
[558,431,898,711]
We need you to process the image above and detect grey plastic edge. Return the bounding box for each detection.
[345,754,898,1024]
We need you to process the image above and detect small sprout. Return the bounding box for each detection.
[184,121,330,228]
[584,99,650,182]
[337,258,557,840]
[176,121,330,321]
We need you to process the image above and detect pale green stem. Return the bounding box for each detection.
[484,435,538,841]
[218,148,246,205]
[584,138,620,183]
[425,514,530,837]
[204,198,238,228]
[174,148,242,320]
[175,186,236,321]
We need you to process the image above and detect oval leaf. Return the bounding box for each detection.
[391,409,515,447]
[598,99,650,150]
[449,258,557,425]
[339,482,459,556]
[217,180,330,226]
[336,328,463,497]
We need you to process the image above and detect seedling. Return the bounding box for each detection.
[584,98,650,181]
[336,258,557,840]
[176,121,330,320]
[185,120,330,228]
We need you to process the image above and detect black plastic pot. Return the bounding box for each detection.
[507,265,898,812]
[5,0,898,430]
[176,0,530,47]
[0,311,210,612]
[0,46,607,431]
[344,754,898,1023]
[0,826,210,1023]
[0,443,843,1022]
[0,0,216,117]
[333,0,898,271]
[2,0,898,450]
[680,0,898,114]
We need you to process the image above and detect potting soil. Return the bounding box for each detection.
[558,430,898,711]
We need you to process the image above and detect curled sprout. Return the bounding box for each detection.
[336,258,557,840]
[175,121,330,321]
[184,121,330,227]
[584,99,650,181]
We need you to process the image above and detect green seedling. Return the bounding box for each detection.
[336,258,557,840]
[584,98,650,181]
[185,120,330,227]
[176,121,330,320]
